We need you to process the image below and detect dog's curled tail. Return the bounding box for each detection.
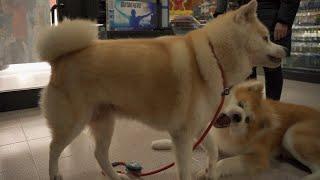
[37,19,97,62]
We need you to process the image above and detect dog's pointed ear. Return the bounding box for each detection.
[247,80,264,96]
[234,0,257,23]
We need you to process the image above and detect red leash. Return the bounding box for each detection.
[107,42,229,177]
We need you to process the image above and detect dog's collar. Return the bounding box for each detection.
[208,41,233,96]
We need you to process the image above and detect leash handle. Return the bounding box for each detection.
[110,162,175,177]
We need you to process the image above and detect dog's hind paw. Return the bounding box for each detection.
[50,174,63,180]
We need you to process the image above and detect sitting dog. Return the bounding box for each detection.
[212,80,320,180]
[37,0,286,179]
[153,80,320,180]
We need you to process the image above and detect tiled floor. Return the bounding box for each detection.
[0,76,319,179]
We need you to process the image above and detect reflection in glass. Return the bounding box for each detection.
[0,0,51,69]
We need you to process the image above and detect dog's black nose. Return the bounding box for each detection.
[231,113,242,123]
[214,113,231,128]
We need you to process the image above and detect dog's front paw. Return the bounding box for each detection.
[118,173,131,180]
[196,169,207,180]
[50,174,63,180]
[213,169,228,180]
[102,172,131,180]
[196,169,214,180]
[213,162,234,180]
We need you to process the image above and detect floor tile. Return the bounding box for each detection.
[0,110,25,147]
[19,109,51,140]
[0,142,39,180]
[257,76,320,109]
[282,79,320,109]
[29,133,99,180]
[50,171,89,180]
[0,126,26,146]
[0,110,21,128]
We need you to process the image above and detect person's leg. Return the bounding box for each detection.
[263,66,283,100]
[247,67,257,80]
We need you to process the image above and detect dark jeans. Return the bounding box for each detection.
[248,67,283,100]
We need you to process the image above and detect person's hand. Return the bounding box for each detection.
[274,22,288,41]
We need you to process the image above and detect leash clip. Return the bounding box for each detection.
[221,87,232,96]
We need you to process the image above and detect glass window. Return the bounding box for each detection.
[0,0,51,69]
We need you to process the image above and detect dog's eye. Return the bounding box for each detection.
[245,117,250,123]
[238,101,244,108]
[263,36,269,42]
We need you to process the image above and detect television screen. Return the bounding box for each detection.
[108,0,158,30]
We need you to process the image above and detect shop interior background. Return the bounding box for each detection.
[0,0,319,86]
[0,1,319,179]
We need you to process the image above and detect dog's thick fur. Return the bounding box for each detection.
[38,0,286,179]
[211,80,320,180]
[154,81,320,180]
[152,81,320,180]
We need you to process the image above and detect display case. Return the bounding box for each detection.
[283,0,320,83]
[105,0,173,39]
[170,15,202,35]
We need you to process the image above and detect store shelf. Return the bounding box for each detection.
[284,1,320,81]
[292,39,320,43]
[285,53,320,72]
[291,52,320,56]
[0,62,51,112]
[292,25,320,29]
[283,68,320,83]
[296,11,320,17]
[285,66,320,72]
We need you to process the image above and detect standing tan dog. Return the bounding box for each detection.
[37,0,286,179]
